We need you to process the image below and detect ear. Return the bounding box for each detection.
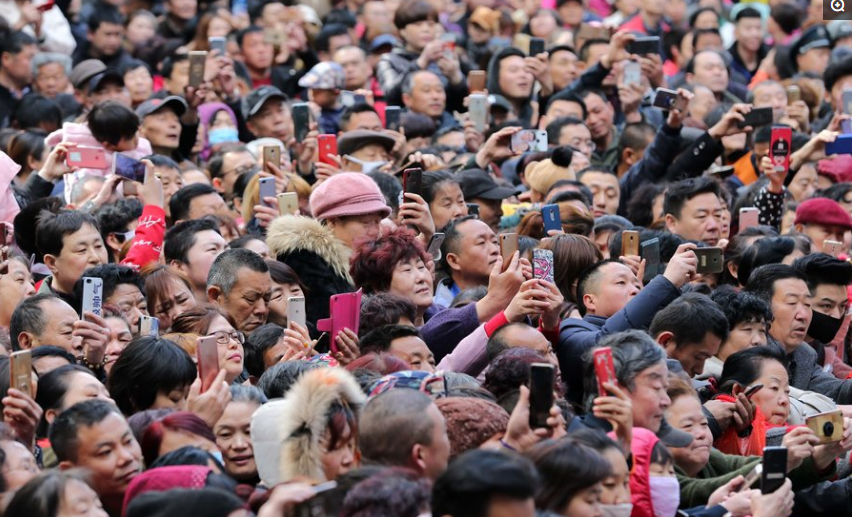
[582,292,596,314]
[444,252,463,273]
[410,443,428,475]
[43,253,58,275]
[576,61,588,71]
[685,73,695,85]
[105,233,122,254]
[45,408,58,424]
[17,332,33,350]
[26,153,40,171]
[664,213,678,233]
[731,382,745,397]
[58,460,75,470]
[727,261,739,281]
[656,331,676,354]
[212,177,223,192]
[624,148,637,166]
[402,92,412,108]
[794,223,805,234]
[207,285,223,304]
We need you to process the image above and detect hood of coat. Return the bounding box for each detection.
[266,215,353,284]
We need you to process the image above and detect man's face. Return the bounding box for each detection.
[241,32,274,70]
[544,99,584,125]
[326,34,354,59]
[798,48,831,75]
[165,60,190,96]
[769,278,813,352]
[689,52,728,94]
[168,0,197,20]
[798,223,847,252]
[50,223,109,294]
[628,362,670,432]
[28,299,81,353]
[663,332,722,378]
[498,56,534,100]
[557,124,594,159]
[218,151,256,195]
[665,192,722,245]
[584,262,641,317]
[689,85,717,122]
[753,82,787,122]
[404,72,446,118]
[34,62,70,98]
[485,497,536,517]
[735,18,763,53]
[361,1,391,30]
[389,335,436,372]
[88,80,131,109]
[188,192,228,220]
[343,111,383,132]
[2,45,36,85]
[178,230,227,290]
[247,99,292,141]
[500,325,560,373]
[334,47,373,90]
[67,413,143,500]
[141,109,182,150]
[583,93,614,141]
[107,284,148,330]
[472,197,503,232]
[812,283,849,320]
[642,0,666,16]
[123,66,153,105]
[89,22,125,57]
[218,268,273,334]
[346,143,391,170]
[420,403,451,480]
[550,50,579,91]
[448,219,500,284]
[580,171,620,217]
[665,394,712,471]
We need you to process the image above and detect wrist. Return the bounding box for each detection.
[475,149,490,169]
[476,295,503,323]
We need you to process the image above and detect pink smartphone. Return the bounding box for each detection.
[66,147,108,169]
[316,289,362,353]
[196,335,219,393]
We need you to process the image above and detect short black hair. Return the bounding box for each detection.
[663,177,721,220]
[106,336,197,415]
[718,346,786,393]
[87,7,125,33]
[360,325,422,355]
[689,7,720,27]
[685,48,726,75]
[257,361,320,399]
[575,259,621,316]
[617,122,656,159]
[792,252,852,291]
[736,236,798,286]
[244,323,285,379]
[360,293,417,336]
[169,183,219,222]
[744,264,809,302]
[432,449,538,517]
[0,29,37,60]
[206,247,269,294]
[340,103,380,131]
[486,322,536,361]
[87,101,140,146]
[315,23,351,53]
[160,53,189,80]
[72,264,145,311]
[163,218,221,264]
[13,94,61,130]
[49,399,123,462]
[10,293,59,351]
[323,8,357,28]
[96,198,143,251]
[770,3,801,35]
[35,364,91,437]
[579,38,609,62]
[545,116,587,146]
[649,292,730,346]
[735,6,763,21]
[439,215,479,272]
[144,154,180,171]
[825,56,852,95]
[35,209,101,260]
[710,284,773,329]
[663,27,687,61]
[545,89,588,120]
[394,0,437,30]
[119,58,150,76]
[236,25,264,48]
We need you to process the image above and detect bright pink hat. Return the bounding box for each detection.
[309,172,391,221]
[794,198,852,229]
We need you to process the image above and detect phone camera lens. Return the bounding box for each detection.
[823,421,835,436]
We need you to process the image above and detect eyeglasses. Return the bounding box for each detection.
[111,230,135,244]
[222,164,260,178]
[211,330,245,345]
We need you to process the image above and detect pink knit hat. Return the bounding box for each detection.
[309,173,391,221]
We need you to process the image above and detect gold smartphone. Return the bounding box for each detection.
[188,51,207,87]
[10,350,32,398]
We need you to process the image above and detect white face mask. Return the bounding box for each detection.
[599,503,634,517]
[344,154,388,174]
[649,476,680,517]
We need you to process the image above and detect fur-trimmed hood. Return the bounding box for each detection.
[251,368,365,485]
[266,215,352,284]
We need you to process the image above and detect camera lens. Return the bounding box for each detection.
[823,422,835,436]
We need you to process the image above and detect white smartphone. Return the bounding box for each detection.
[469,94,488,133]
[81,277,103,318]
[287,296,306,328]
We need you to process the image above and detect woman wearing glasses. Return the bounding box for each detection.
[172,306,246,385]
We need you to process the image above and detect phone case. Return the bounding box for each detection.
[10,350,32,398]
[277,192,298,215]
[694,247,723,274]
[528,363,555,428]
[824,240,843,257]
[292,103,311,141]
[262,146,279,173]
[258,177,276,208]
[653,88,678,110]
[469,94,488,133]
[760,447,787,494]
[628,36,659,54]
[622,230,640,256]
[196,335,220,393]
[114,154,146,182]
[826,134,852,155]
[529,37,546,56]
[385,106,401,131]
[403,168,423,197]
[208,37,226,54]
[316,289,363,354]
[511,130,547,152]
[533,249,555,284]
[739,208,759,233]
[541,204,562,233]
[770,126,792,173]
[640,238,661,283]
[786,86,801,105]
[318,135,337,165]
[468,71,486,92]
[593,347,617,396]
[138,316,159,337]
[66,147,108,169]
[500,233,519,268]
[739,107,773,128]
[189,51,207,87]
[623,61,641,86]
[806,410,844,444]
[427,233,445,260]
[287,296,306,328]
[81,277,103,317]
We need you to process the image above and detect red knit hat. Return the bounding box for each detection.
[794,198,852,229]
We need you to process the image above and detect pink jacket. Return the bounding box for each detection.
[0,152,21,225]
[437,324,489,378]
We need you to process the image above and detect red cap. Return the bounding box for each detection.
[794,198,852,229]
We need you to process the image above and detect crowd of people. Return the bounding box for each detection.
[0,0,851,515]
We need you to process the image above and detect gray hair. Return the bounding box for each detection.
[32,52,73,77]
[69,175,105,206]
[206,248,269,295]
[401,69,438,96]
[229,385,268,405]
[583,329,666,411]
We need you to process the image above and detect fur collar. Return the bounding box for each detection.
[266,215,353,284]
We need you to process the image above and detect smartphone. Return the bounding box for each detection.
[114,154,146,182]
[468,70,486,92]
[652,88,686,111]
[262,145,280,173]
[823,240,843,257]
[621,230,640,256]
[138,316,159,337]
[529,363,555,429]
[196,335,220,393]
[770,126,792,173]
[403,168,423,197]
[533,248,555,284]
[786,85,801,105]
[806,409,844,444]
[499,233,519,269]
[744,383,764,399]
[510,129,547,153]
[287,296,306,328]
[385,106,402,131]
[842,119,852,135]
[628,36,659,55]
[278,192,298,215]
[760,447,787,494]
[292,103,311,141]
[694,247,723,274]
[541,204,561,234]
[188,51,207,88]
[623,61,641,86]
[739,464,763,492]
[576,24,609,44]
[66,146,107,169]
[529,37,546,56]
[826,134,852,155]
[81,276,103,318]
[264,29,284,46]
[258,177,277,209]
[316,289,363,354]
[466,203,480,218]
[427,232,445,260]
[318,134,337,166]
[293,480,338,517]
[738,107,773,128]
[340,90,366,108]
[640,238,661,283]
[843,88,852,115]
[739,207,759,233]
[469,93,488,133]
[513,33,531,54]
[10,350,32,398]
[593,347,617,397]
[208,36,227,55]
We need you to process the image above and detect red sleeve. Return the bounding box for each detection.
[120,205,165,271]
[484,311,509,338]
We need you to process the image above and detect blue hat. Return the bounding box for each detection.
[369,34,400,53]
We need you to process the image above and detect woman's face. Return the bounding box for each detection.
[389,256,434,312]
[719,319,767,361]
[207,16,232,38]
[154,278,197,331]
[530,11,558,40]
[208,315,245,383]
[210,110,237,129]
[751,359,791,426]
[319,424,357,481]
[563,483,604,517]
[329,213,384,250]
[0,259,34,326]
[214,401,260,481]
[152,385,190,411]
[268,282,305,327]
[124,66,153,105]
[126,15,155,46]
[103,316,132,374]
[242,238,270,259]
[48,371,114,425]
[599,447,631,505]
[59,478,108,517]
[429,182,467,231]
[400,20,437,51]
[0,440,38,492]
[665,395,713,474]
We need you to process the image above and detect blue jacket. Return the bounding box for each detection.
[557,275,681,402]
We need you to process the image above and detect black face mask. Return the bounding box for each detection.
[808,310,844,344]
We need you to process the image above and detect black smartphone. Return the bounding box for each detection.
[640,237,661,283]
[385,106,401,131]
[466,203,480,218]
[529,363,555,429]
[292,103,311,141]
[738,107,773,129]
[694,247,723,274]
[760,446,787,494]
[403,168,423,197]
[529,37,546,56]
[628,36,659,55]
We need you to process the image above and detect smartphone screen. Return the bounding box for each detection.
[760,447,787,494]
[385,106,402,131]
[114,154,146,182]
[529,363,555,428]
[593,347,617,396]
[189,51,207,87]
[292,103,311,141]
[258,177,277,209]
[499,233,519,269]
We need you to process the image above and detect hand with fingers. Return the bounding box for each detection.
[187,369,232,427]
